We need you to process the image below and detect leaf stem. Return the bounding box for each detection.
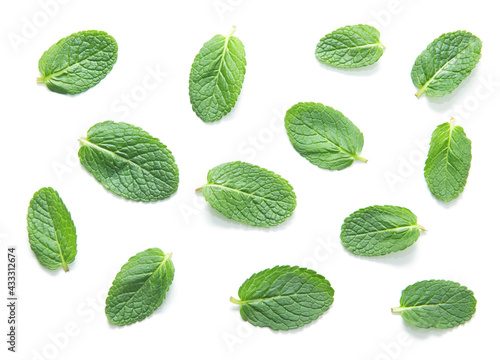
[353,154,368,163]
[36,77,46,84]
[227,25,237,38]
[62,262,69,272]
[230,296,244,305]
[417,224,427,232]
[195,185,205,192]
[391,306,404,313]
[415,87,426,98]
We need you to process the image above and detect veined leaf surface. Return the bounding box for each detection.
[315,25,385,68]
[198,162,296,227]
[189,26,246,122]
[231,265,334,331]
[424,118,472,202]
[412,31,482,98]
[27,187,77,272]
[78,121,179,202]
[284,102,366,170]
[341,205,424,256]
[37,30,118,95]
[105,248,174,326]
[392,280,476,329]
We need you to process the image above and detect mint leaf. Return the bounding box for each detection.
[315,25,385,68]
[341,205,425,256]
[230,266,334,331]
[412,30,482,98]
[78,121,179,202]
[198,161,296,227]
[392,280,476,329]
[425,118,472,202]
[27,187,77,272]
[105,248,174,326]
[189,26,246,122]
[37,30,118,95]
[285,102,367,170]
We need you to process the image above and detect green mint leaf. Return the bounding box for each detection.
[78,121,179,202]
[37,30,118,95]
[412,30,482,98]
[198,161,296,227]
[105,248,174,326]
[189,26,246,122]
[27,187,77,272]
[392,280,477,329]
[284,102,367,170]
[230,265,334,331]
[340,205,425,256]
[425,118,472,202]
[315,25,385,68]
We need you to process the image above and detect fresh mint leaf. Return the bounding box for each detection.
[392,280,476,329]
[197,161,296,227]
[189,26,246,122]
[425,118,472,202]
[341,205,425,256]
[285,102,367,170]
[78,121,179,202]
[412,30,482,98]
[37,30,118,95]
[315,25,385,68]
[27,187,77,272]
[230,265,334,331]
[105,248,174,326]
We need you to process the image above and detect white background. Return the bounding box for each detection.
[1,0,499,359]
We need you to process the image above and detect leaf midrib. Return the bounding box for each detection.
[203,183,277,202]
[348,224,423,237]
[236,292,326,305]
[43,199,69,271]
[205,27,236,114]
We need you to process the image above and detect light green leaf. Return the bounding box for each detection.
[284,102,366,170]
[425,118,472,202]
[37,30,118,95]
[198,161,296,227]
[412,30,482,98]
[189,26,246,122]
[105,248,174,326]
[27,187,77,272]
[78,121,179,202]
[341,205,425,256]
[392,280,477,329]
[315,24,385,68]
[230,265,334,331]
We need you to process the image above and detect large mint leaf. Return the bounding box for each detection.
[231,266,334,331]
[341,205,425,256]
[78,121,179,202]
[105,248,174,326]
[198,162,296,227]
[189,26,246,122]
[37,30,118,95]
[315,25,385,68]
[392,280,476,329]
[425,118,472,202]
[412,31,482,98]
[27,187,77,272]
[285,102,366,170]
